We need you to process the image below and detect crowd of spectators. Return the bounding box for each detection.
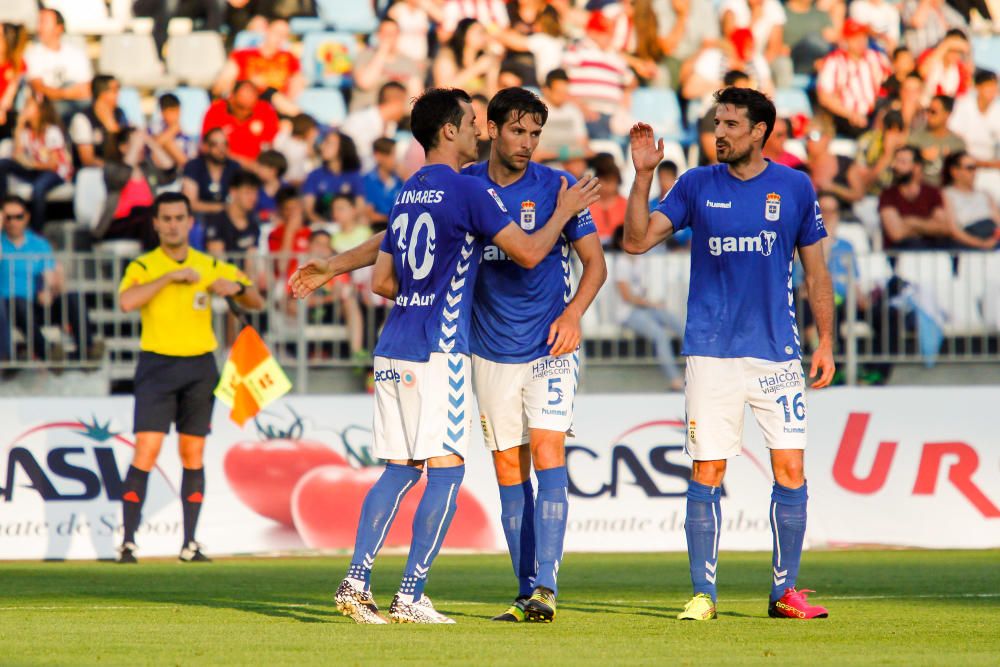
[0,0,998,369]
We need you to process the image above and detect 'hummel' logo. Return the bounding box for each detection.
[706,200,732,208]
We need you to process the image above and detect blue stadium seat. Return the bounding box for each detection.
[971,36,1000,70]
[117,87,146,128]
[316,0,377,33]
[290,16,326,34]
[233,30,264,50]
[301,32,358,88]
[630,88,685,143]
[297,87,348,127]
[774,88,813,117]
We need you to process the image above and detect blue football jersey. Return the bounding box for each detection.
[462,161,598,363]
[655,161,826,361]
[374,164,514,362]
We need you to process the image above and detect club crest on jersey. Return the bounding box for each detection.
[520,200,536,230]
[765,192,781,221]
[486,188,508,213]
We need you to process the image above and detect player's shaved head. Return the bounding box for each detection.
[411,87,472,151]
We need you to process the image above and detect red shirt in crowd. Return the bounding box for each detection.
[268,223,312,283]
[590,196,627,244]
[878,181,945,246]
[201,99,279,161]
[231,48,300,94]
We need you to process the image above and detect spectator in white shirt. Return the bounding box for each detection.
[850,0,902,52]
[534,68,591,165]
[947,69,1000,169]
[339,82,408,173]
[942,150,1000,244]
[273,113,319,187]
[24,9,92,115]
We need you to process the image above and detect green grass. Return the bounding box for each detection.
[2,551,998,666]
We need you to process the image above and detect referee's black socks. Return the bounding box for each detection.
[181,467,205,545]
[121,465,149,545]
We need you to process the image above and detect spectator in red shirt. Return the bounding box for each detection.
[213,17,304,117]
[202,80,279,167]
[879,144,971,249]
[590,155,627,246]
[817,19,891,137]
[0,23,28,141]
[916,29,973,101]
[268,185,313,285]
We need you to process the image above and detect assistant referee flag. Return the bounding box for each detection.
[215,326,292,426]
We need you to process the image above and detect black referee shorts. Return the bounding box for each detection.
[133,352,219,437]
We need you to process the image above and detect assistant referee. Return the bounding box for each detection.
[116,192,263,564]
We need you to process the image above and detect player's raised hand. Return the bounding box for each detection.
[556,175,602,217]
[288,258,335,299]
[809,342,836,389]
[548,308,581,357]
[630,123,664,174]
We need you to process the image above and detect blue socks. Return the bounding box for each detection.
[346,463,421,590]
[400,464,465,601]
[498,479,536,598]
[533,466,569,595]
[685,480,722,603]
[770,482,808,602]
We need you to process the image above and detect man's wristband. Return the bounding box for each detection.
[235,282,247,296]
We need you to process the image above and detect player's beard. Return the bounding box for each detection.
[717,142,753,166]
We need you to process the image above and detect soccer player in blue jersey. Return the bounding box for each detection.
[309,88,600,624]
[462,88,607,623]
[623,87,836,621]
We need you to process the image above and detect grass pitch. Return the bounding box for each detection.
[2,550,998,666]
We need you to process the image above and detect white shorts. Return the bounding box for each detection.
[373,353,472,461]
[473,351,579,452]
[684,356,808,461]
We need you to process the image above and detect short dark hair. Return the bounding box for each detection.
[723,70,749,87]
[203,127,226,143]
[883,109,905,130]
[331,192,355,208]
[974,69,997,86]
[310,229,331,241]
[892,46,911,60]
[43,7,65,28]
[276,185,299,207]
[152,192,192,218]
[593,155,621,183]
[945,28,968,41]
[373,136,396,155]
[231,170,262,189]
[377,81,407,105]
[233,79,257,96]
[713,87,777,146]
[544,68,569,87]
[2,194,29,213]
[158,92,180,110]
[471,93,489,106]
[487,86,548,129]
[257,149,288,177]
[657,160,678,178]
[941,149,970,187]
[410,88,471,151]
[92,74,117,99]
[291,113,318,137]
[932,94,955,113]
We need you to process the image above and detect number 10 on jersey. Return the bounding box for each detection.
[392,212,437,280]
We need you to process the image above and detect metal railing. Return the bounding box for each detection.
[1,248,998,389]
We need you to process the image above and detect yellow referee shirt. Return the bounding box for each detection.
[118,247,252,357]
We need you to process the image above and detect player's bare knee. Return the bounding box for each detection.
[427,453,464,469]
[530,430,566,471]
[771,450,805,487]
[131,432,164,470]
[178,435,206,468]
[493,447,530,485]
[691,459,727,486]
[388,459,424,470]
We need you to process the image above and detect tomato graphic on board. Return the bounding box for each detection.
[224,414,347,527]
[291,465,496,550]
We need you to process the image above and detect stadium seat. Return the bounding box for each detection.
[856,251,893,295]
[44,0,125,35]
[774,88,812,117]
[0,0,39,30]
[971,36,1000,70]
[8,179,74,203]
[316,0,377,33]
[99,33,177,89]
[589,139,625,170]
[290,17,326,35]
[301,32,358,88]
[232,30,264,50]
[166,31,227,89]
[117,86,146,128]
[630,88,685,143]
[895,251,954,309]
[73,167,107,231]
[575,256,623,340]
[152,86,211,139]
[296,87,347,126]
[835,222,871,255]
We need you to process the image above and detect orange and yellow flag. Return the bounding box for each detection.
[214,326,292,426]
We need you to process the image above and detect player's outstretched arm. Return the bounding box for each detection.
[288,231,385,299]
[799,242,836,388]
[371,250,398,300]
[493,176,601,269]
[549,234,607,356]
[623,123,674,254]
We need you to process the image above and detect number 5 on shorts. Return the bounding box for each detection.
[547,378,564,406]
[775,392,806,423]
